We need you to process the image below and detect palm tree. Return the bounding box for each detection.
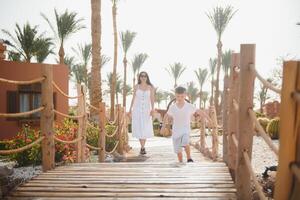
[71,43,91,86]
[162,91,170,108]
[120,30,137,108]
[222,50,232,77]
[186,82,199,105]
[90,0,102,117]
[155,90,164,108]
[63,55,76,77]
[194,68,208,108]
[200,91,209,109]
[2,23,44,62]
[209,58,217,106]
[206,5,237,115]
[106,72,122,105]
[41,9,85,64]
[165,62,186,88]
[7,51,21,61]
[131,53,148,86]
[109,0,121,120]
[36,37,55,63]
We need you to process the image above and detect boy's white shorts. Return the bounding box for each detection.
[172,133,189,153]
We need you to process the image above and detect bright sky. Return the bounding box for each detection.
[1,0,300,108]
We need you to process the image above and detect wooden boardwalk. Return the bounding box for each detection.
[6,136,236,199]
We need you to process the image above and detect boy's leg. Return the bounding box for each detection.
[177,152,183,162]
[139,139,146,148]
[184,145,192,160]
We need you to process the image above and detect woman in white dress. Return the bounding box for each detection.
[129,71,155,155]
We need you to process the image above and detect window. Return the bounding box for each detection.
[7,83,56,121]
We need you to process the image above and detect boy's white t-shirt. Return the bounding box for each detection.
[167,102,197,139]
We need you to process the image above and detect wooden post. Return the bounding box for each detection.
[76,85,87,162]
[222,75,230,163]
[227,53,240,178]
[274,61,299,200]
[210,106,218,161]
[41,65,55,172]
[117,105,124,155]
[236,44,256,199]
[98,102,106,162]
[200,117,206,152]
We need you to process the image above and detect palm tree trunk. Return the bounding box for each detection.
[122,57,127,107]
[90,0,102,117]
[59,43,65,64]
[133,75,135,87]
[210,79,214,106]
[214,39,222,116]
[110,2,118,120]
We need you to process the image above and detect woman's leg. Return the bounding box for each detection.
[139,139,146,148]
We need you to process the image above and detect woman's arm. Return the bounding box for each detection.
[129,85,137,113]
[150,86,155,111]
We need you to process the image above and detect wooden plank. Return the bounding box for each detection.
[6,197,236,200]
[236,44,256,199]
[21,183,235,188]
[274,61,299,200]
[11,192,236,198]
[16,187,236,193]
[41,64,55,172]
[28,180,234,184]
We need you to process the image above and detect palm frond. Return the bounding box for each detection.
[120,30,137,55]
[131,53,148,74]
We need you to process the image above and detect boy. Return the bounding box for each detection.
[161,86,210,163]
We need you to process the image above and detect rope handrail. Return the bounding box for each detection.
[86,102,100,111]
[53,109,84,119]
[106,116,118,125]
[0,77,45,85]
[86,143,101,150]
[243,151,267,200]
[0,136,45,155]
[53,135,83,144]
[87,122,100,130]
[52,81,83,99]
[249,64,281,94]
[0,106,45,118]
[248,109,279,156]
[291,163,300,182]
[105,140,119,154]
[105,126,119,138]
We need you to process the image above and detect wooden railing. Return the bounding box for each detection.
[221,44,300,199]
[0,65,129,172]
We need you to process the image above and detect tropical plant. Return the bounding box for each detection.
[222,50,232,76]
[63,55,76,77]
[162,91,170,108]
[256,79,272,113]
[41,9,85,64]
[257,117,270,132]
[194,68,208,108]
[35,37,55,63]
[90,0,102,117]
[186,82,199,105]
[110,0,120,120]
[266,117,280,139]
[155,89,164,108]
[120,30,137,107]
[206,5,237,115]
[2,23,51,62]
[106,72,122,105]
[209,58,217,105]
[165,62,186,88]
[200,91,209,108]
[7,51,21,61]
[131,53,148,85]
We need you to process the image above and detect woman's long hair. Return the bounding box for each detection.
[138,71,153,86]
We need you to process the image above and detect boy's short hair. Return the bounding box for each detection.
[175,86,186,94]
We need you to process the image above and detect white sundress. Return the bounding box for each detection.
[132,86,154,139]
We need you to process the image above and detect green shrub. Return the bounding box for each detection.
[257,117,270,132]
[266,117,280,139]
[4,124,42,166]
[105,124,118,152]
[256,112,266,118]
